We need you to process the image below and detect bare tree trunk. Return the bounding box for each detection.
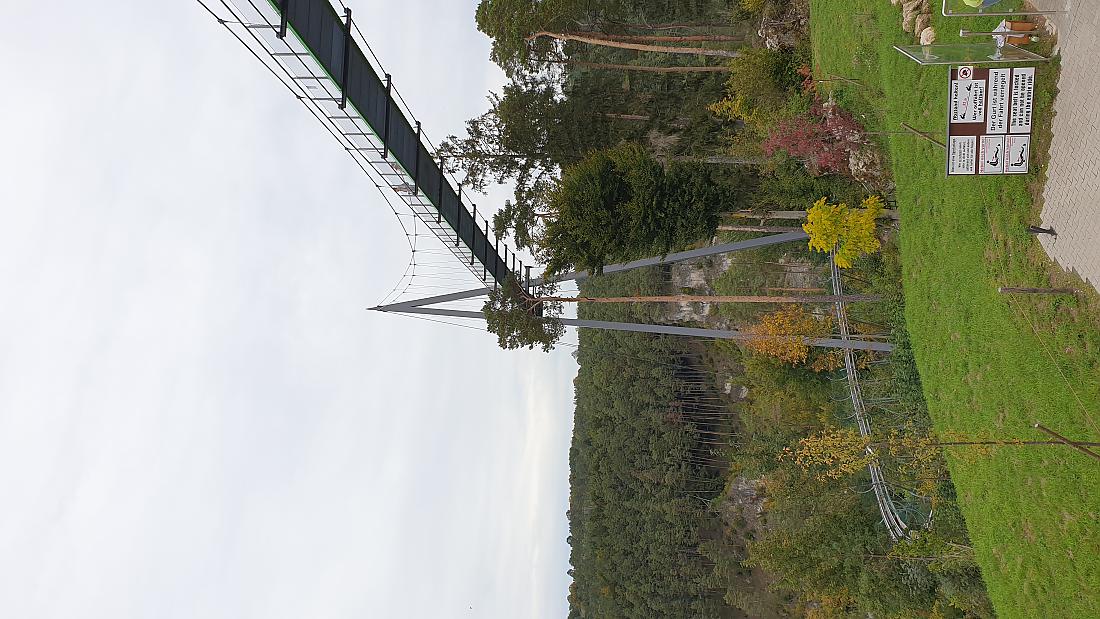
[527,31,742,59]
[534,293,882,305]
[442,152,545,161]
[718,225,804,233]
[604,113,651,121]
[724,209,900,220]
[549,58,733,73]
[671,156,766,166]
[584,32,744,43]
[583,20,737,31]
[700,156,766,165]
[650,22,734,30]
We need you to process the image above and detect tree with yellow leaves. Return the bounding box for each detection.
[784,426,1099,483]
[781,428,874,481]
[744,304,834,367]
[803,195,884,268]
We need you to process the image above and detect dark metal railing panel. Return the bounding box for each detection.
[349,47,385,133]
[472,220,487,268]
[289,0,310,38]
[385,101,417,175]
[318,10,333,68]
[439,181,461,240]
[419,149,443,212]
[306,1,324,53]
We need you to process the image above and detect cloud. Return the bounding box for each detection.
[0,1,575,617]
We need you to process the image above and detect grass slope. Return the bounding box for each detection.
[808,2,1100,617]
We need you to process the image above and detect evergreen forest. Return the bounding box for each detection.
[453,0,1090,616]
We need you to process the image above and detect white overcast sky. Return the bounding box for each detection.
[0,1,577,617]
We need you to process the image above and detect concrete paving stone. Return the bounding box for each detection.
[1033,0,1100,295]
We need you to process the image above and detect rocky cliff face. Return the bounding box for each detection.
[666,254,730,325]
[663,251,820,326]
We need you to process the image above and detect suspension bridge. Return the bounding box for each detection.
[198,0,919,541]
[196,0,895,352]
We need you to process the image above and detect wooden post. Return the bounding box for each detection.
[900,122,946,149]
[998,287,1080,295]
[1027,225,1057,236]
[1033,423,1100,463]
[827,73,864,86]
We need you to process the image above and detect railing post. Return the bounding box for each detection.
[436,157,444,223]
[412,121,421,196]
[382,74,392,160]
[338,8,352,109]
[277,0,290,38]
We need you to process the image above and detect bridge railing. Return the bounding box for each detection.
[213,0,527,290]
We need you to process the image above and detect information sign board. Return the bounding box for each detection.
[946,66,1036,176]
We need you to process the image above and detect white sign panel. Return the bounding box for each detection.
[986,68,1011,134]
[979,135,1005,175]
[948,136,977,175]
[1005,135,1031,174]
[946,66,1037,177]
[951,78,986,124]
[1010,67,1035,133]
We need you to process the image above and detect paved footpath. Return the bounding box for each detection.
[1033,0,1100,291]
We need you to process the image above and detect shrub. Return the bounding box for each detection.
[763,116,850,174]
[781,428,873,481]
[709,48,808,131]
[752,154,866,211]
[803,195,884,268]
[739,0,768,14]
[745,304,833,365]
[762,100,866,175]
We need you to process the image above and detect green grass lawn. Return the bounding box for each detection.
[808,2,1100,617]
